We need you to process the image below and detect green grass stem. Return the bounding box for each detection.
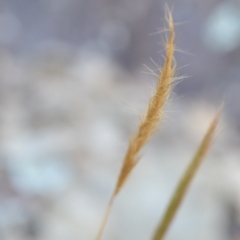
[152,108,221,240]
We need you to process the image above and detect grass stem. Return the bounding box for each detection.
[152,108,221,240]
[95,8,176,240]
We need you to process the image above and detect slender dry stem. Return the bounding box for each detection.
[152,108,221,240]
[96,9,176,240]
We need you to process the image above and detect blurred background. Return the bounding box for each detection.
[1,0,240,239]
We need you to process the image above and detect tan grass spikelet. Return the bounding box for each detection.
[152,108,221,240]
[114,11,175,196]
[96,9,176,240]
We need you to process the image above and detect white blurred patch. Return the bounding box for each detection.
[4,135,73,195]
[0,199,27,229]
[0,12,21,45]
[203,2,240,53]
[9,158,73,195]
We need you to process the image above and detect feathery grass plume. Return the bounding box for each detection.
[96,9,176,240]
[152,108,221,240]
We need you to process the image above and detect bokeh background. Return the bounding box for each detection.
[1,0,240,239]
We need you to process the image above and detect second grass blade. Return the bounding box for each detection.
[152,109,221,240]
